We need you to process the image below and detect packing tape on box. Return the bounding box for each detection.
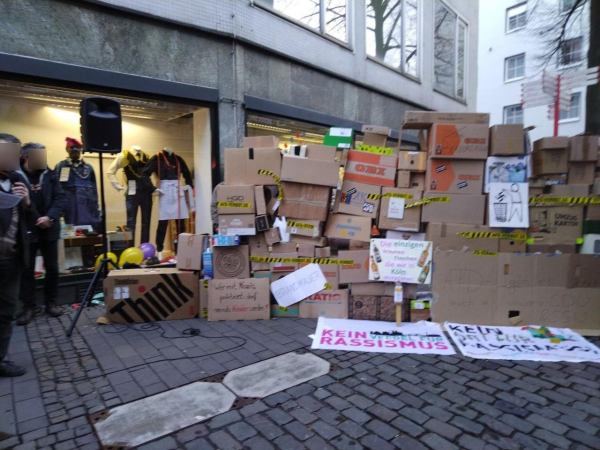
[366,192,414,200]
[473,250,499,257]
[286,221,315,230]
[249,256,355,265]
[257,169,283,203]
[457,231,528,241]
[405,196,450,208]
[529,196,600,205]
[217,201,253,209]
[356,144,395,156]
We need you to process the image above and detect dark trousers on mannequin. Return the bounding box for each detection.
[21,240,59,310]
[156,219,185,252]
[125,191,153,245]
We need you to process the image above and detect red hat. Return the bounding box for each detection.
[66,137,83,147]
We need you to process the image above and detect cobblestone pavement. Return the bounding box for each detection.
[0,305,599,450]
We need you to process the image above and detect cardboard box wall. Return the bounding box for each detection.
[550,184,590,197]
[325,214,372,242]
[397,151,427,171]
[377,188,422,232]
[280,151,339,187]
[339,250,370,284]
[299,290,349,319]
[213,245,250,279]
[421,193,486,225]
[529,206,584,244]
[334,181,381,218]
[531,149,569,175]
[425,223,500,252]
[402,111,490,129]
[218,215,256,236]
[344,150,398,187]
[286,219,323,238]
[396,170,410,188]
[410,172,426,190]
[428,123,489,160]
[350,282,395,296]
[568,162,595,185]
[489,124,524,156]
[208,278,270,321]
[224,148,281,185]
[216,185,256,214]
[279,182,331,222]
[104,268,199,324]
[569,135,598,161]
[527,243,577,253]
[426,159,484,195]
[176,233,209,271]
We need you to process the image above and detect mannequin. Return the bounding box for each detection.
[54,137,100,230]
[142,147,193,254]
[107,145,153,245]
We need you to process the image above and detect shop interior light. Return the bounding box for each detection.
[247,122,292,133]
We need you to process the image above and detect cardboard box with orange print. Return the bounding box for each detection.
[428,123,489,160]
[344,150,398,187]
[425,159,484,195]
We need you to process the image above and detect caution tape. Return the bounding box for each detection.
[203,280,209,289]
[366,192,414,200]
[324,283,332,290]
[405,196,450,208]
[458,232,528,241]
[473,250,499,257]
[356,144,395,156]
[529,196,600,205]
[258,169,283,201]
[249,256,355,265]
[217,201,253,209]
[286,221,315,230]
[278,306,289,312]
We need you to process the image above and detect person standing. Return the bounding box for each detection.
[17,143,65,325]
[0,133,37,377]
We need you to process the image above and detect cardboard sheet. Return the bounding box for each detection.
[207,278,270,321]
[270,263,327,307]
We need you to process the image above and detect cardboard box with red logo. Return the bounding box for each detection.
[344,150,398,187]
[338,250,370,284]
[425,159,484,195]
[428,123,489,160]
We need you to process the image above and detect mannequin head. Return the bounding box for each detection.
[66,137,83,161]
[131,145,142,153]
[21,143,47,172]
[163,147,174,155]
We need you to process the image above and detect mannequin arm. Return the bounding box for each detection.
[179,156,194,187]
[107,153,125,190]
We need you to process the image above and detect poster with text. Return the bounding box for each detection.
[488,182,529,228]
[271,263,327,307]
[446,323,600,363]
[311,317,455,355]
[369,239,432,284]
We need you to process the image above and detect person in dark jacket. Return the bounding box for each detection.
[17,143,65,325]
[0,133,38,377]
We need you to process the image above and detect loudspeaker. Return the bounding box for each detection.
[80,97,122,154]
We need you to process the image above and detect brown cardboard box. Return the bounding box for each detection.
[280,155,339,187]
[304,145,337,161]
[402,111,490,129]
[213,245,250,279]
[270,252,299,272]
[344,150,398,187]
[243,135,279,148]
[351,282,395,296]
[315,247,331,258]
[426,159,484,195]
[255,186,267,216]
[396,170,411,188]
[586,204,600,220]
[422,193,486,225]
[248,234,268,254]
[200,279,208,318]
[428,123,489,160]
[297,244,314,257]
[534,137,569,151]
[218,214,256,236]
[325,214,372,242]
[271,242,297,253]
[334,181,381,218]
[499,238,526,253]
[527,243,577,253]
[299,290,349,319]
[216,185,256,214]
[349,295,395,321]
[569,135,598,161]
[550,184,590,197]
[224,148,281,185]
[251,251,270,272]
[338,250,370,283]
[425,223,499,252]
[378,188,422,232]
[593,179,600,196]
[568,254,600,288]
[397,151,427,171]
[529,206,584,244]
[489,124,524,156]
[362,125,390,147]
[410,172,426,190]
[280,182,331,222]
[286,219,323,238]
[176,233,208,271]
[568,162,595,185]
[529,186,545,196]
[208,278,270,321]
[529,175,568,187]
[531,148,569,175]
[290,235,328,247]
[264,227,281,245]
[349,240,370,250]
[104,268,199,324]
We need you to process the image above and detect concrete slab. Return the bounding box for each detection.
[94,382,235,448]
[223,352,330,399]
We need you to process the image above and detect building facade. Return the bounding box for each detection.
[477,0,590,142]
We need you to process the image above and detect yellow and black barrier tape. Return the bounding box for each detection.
[287,221,315,230]
[217,201,253,209]
[405,196,450,208]
[258,169,283,201]
[356,144,395,156]
[366,192,414,200]
[324,283,332,290]
[529,196,600,205]
[249,256,355,265]
[458,232,528,241]
[473,250,499,257]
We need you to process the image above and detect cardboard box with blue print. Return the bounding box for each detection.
[324,214,372,243]
[484,156,528,193]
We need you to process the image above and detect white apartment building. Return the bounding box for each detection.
[477,0,590,141]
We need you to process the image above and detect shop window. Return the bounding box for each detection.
[506,3,527,33]
[503,104,524,124]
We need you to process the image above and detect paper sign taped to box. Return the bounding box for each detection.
[270,263,327,307]
[488,183,529,228]
[369,239,432,284]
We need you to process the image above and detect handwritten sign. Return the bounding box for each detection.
[369,239,432,284]
[271,264,327,307]
[208,278,270,321]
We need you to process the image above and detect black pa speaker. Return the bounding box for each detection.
[80,97,122,154]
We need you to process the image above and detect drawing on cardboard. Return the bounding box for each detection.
[489,182,529,228]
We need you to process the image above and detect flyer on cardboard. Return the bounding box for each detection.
[270,263,327,307]
[369,239,432,284]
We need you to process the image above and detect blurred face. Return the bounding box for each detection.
[26,146,47,171]
[0,141,21,172]
[67,144,81,160]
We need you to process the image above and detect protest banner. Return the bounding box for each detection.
[369,239,432,284]
[446,322,600,363]
[311,317,455,355]
[270,263,327,307]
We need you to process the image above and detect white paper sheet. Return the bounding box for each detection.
[488,182,529,228]
[270,264,327,307]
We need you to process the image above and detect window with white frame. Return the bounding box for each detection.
[255,0,348,43]
[504,104,523,124]
[506,3,527,33]
[434,0,468,100]
[366,0,419,78]
[560,0,578,14]
[559,37,583,67]
[505,53,525,81]
[559,92,581,121]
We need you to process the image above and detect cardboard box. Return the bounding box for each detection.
[529,174,568,187]
[264,227,281,245]
[349,240,370,249]
[315,247,331,258]
[531,148,569,176]
[586,204,600,220]
[344,150,398,187]
[349,295,395,322]
[351,282,395,296]
[325,214,372,242]
[296,244,313,258]
[397,151,427,171]
[176,233,208,271]
[527,243,577,253]
[200,279,208,318]
[338,250,370,284]
[378,188,422,232]
[569,135,598,161]
[402,111,490,129]
[255,186,267,216]
[550,184,590,197]
[410,172,426,190]
[271,242,297,253]
[428,123,489,160]
[213,245,250,279]
[385,230,426,241]
[218,214,256,236]
[426,159,484,195]
[286,219,323,238]
[290,235,328,247]
[280,182,331,222]
[489,124,524,156]
[499,238,526,253]
[299,263,339,289]
[425,223,500,252]
[593,179,600,195]
[484,156,528,193]
[243,135,279,148]
[270,252,299,272]
[534,137,569,151]
[248,234,268,254]
[299,290,349,319]
[323,127,354,149]
[251,251,270,272]
[334,181,381,218]
[396,170,410,188]
[362,125,390,147]
[104,268,199,324]
[224,148,281,185]
[529,206,584,244]
[208,278,270,321]
[216,185,256,214]
[421,193,486,225]
[568,162,595,185]
[305,144,338,162]
[280,155,339,187]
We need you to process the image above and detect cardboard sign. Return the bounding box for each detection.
[311,317,456,355]
[270,263,327,308]
[446,323,600,363]
[208,278,270,321]
[387,198,405,219]
[299,290,349,319]
[489,183,529,228]
[369,239,432,284]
